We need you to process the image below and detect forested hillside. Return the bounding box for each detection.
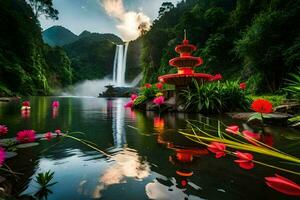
[141,0,300,93]
[0,0,72,96]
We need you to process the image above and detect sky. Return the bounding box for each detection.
[40,0,179,38]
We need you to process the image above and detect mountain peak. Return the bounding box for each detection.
[42,26,78,46]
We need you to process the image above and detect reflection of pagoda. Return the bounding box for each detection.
[158,30,220,89]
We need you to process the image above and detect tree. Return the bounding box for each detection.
[28,0,59,20]
[158,2,174,18]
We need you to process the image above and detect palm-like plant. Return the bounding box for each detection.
[35,170,57,188]
[284,67,300,99]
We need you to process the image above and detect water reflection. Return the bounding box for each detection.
[92,148,150,198]
[112,99,127,147]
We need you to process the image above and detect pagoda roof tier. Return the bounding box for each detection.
[169,56,203,68]
[175,44,197,54]
[158,73,215,86]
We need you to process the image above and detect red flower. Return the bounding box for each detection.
[242,130,261,144]
[145,83,152,88]
[44,132,53,141]
[55,129,62,136]
[131,94,138,101]
[207,142,226,158]
[234,151,254,170]
[0,125,8,136]
[52,101,60,108]
[251,99,273,113]
[153,96,165,105]
[22,101,30,107]
[239,82,246,90]
[124,100,134,108]
[155,82,163,90]
[210,74,222,81]
[16,130,36,143]
[265,174,300,196]
[0,147,5,166]
[225,125,239,134]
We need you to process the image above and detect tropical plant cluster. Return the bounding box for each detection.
[181,80,250,113]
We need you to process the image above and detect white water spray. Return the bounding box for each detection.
[113,43,129,86]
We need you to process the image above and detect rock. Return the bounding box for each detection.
[99,85,139,97]
[227,112,293,126]
[274,103,300,114]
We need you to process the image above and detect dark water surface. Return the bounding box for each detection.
[0,97,300,200]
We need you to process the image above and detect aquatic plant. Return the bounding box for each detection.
[0,125,8,136]
[54,129,62,136]
[44,132,53,141]
[16,130,36,143]
[35,170,57,188]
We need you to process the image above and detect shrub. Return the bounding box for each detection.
[284,67,300,99]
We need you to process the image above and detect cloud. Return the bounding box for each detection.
[101,0,151,41]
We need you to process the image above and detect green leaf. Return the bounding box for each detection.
[247,113,262,122]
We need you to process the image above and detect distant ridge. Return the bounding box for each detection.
[42,26,78,46]
[42,26,124,46]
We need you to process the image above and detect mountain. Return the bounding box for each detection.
[0,0,72,96]
[42,26,78,46]
[63,33,118,82]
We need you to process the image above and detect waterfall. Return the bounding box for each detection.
[113,43,129,86]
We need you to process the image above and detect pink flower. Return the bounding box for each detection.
[234,151,254,170]
[153,96,165,105]
[131,94,138,101]
[22,101,30,107]
[52,101,60,108]
[16,130,36,143]
[0,147,5,166]
[225,125,239,134]
[124,100,134,108]
[239,82,246,90]
[155,82,163,90]
[0,125,8,136]
[145,83,152,88]
[265,174,300,196]
[55,129,62,136]
[207,142,226,158]
[44,132,53,141]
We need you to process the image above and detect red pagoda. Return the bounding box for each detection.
[158,31,221,89]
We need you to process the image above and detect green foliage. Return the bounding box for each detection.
[0,0,72,96]
[284,67,300,99]
[28,0,59,20]
[63,34,117,82]
[139,86,159,99]
[133,95,148,106]
[181,80,249,113]
[141,0,300,93]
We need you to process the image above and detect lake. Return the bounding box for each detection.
[0,97,299,200]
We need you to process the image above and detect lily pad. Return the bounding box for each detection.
[5,151,18,159]
[16,142,39,149]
